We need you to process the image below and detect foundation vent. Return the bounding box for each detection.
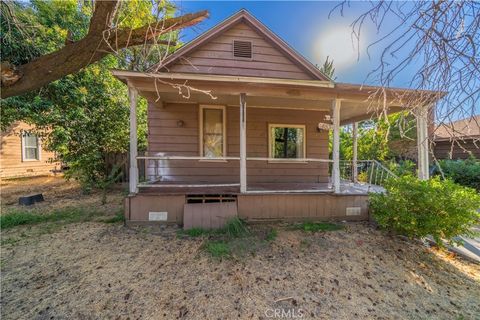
[149,211,168,221]
[186,194,237,204]
[233,40,252,59]
[346,207,362,216]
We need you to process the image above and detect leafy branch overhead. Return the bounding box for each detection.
[0,0,208,98]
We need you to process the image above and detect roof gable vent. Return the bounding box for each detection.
[233,40,252,59]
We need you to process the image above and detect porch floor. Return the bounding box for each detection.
[137,181,384,195]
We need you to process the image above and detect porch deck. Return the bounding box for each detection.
[138,181,384,195]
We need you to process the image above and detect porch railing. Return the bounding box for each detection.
[339,160,397,186]
[136,153,395,189]
[136,153,332,188]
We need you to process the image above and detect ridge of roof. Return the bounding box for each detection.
[150,9,331,82]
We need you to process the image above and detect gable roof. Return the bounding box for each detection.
[151,9,331,82]
[434,115,480,140]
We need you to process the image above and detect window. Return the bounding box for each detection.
[200,106,226,158]
[233,40,252,59]
[22,132,40,161]
[269,124,306,159]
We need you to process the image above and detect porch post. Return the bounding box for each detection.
[128,85,139,194]
[239,93,247,193]
[416,105,430,180]
[331,99,341,193]
[352,122,358,183]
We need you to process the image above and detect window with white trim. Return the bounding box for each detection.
[269,124,306,159]
[200,106,226,158]
[22,132,40,161]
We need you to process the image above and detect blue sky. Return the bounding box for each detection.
[172,1,416,87]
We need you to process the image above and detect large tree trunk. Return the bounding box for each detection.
[0,1,208,99]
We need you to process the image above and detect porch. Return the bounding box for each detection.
[113,71,437,226]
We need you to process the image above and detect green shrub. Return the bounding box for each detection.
[434,157,480,191]
[265,228,278,241]
[293,222,343,232]
[386,159,416,177]
[204,241,230,258]
[223,217,249,237]
[370,176,480,246]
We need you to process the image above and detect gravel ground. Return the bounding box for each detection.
[1,177,479,319]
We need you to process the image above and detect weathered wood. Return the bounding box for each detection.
[168,22,317,80]
[146,102,330,184]
[331,99,341,193]
[416,105,430,180]
[240,93,247,193]
[129,86,139,193]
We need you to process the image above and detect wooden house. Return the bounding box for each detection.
[433,115,480,160]
[112,10,443,227]
[1,121,58,179]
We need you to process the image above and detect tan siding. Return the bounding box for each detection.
[147,102,329,183]
[1,122,58,179]
[168,22,315,80]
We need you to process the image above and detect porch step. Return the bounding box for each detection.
[183,202,237,230]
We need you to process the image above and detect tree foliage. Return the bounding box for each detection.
[338,111,417,161]
[0,0,188,190]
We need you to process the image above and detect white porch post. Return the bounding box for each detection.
[352,122,358,183]
[240,93,247,193]
[128,85,139,194]
[416,105,430,180]
[332,99,341,193]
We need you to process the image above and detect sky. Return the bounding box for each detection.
[172,1,416,87]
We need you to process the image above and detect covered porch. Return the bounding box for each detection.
[114,70,434,195]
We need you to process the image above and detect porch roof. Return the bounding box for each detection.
[112,70,445,125]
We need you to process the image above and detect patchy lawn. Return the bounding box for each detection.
[1,177,479,319]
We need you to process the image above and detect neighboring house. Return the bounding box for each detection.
[433,115,480,160]
[0,121,58,179]
[112,10,443,227]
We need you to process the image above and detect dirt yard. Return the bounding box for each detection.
[1,177,479,319]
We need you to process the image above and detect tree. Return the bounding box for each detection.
[331,1,479,137]
[0,0,207,98]
[316,56,336,80]
[0,0,195,192]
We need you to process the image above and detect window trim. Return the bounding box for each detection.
[21,131,41,162]
[199,105,227,161]
[268,123,307,162]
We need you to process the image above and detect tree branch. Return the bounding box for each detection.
[0,4,208,99]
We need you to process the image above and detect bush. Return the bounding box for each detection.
[385,159,416,177]
[434,157,480,191]
[370,176,480,246]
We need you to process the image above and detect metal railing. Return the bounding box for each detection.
[339,160,397,186]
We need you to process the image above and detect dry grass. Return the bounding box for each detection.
[1,177,479,319]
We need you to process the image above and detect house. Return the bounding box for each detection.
[112,10,443,227]
[1,121,59,179]
[433,115,480,160]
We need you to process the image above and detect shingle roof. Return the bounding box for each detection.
[434,115,480,140]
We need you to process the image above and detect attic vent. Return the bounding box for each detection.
[233,40,252,59]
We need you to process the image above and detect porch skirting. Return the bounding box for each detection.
[124,193,369,226]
